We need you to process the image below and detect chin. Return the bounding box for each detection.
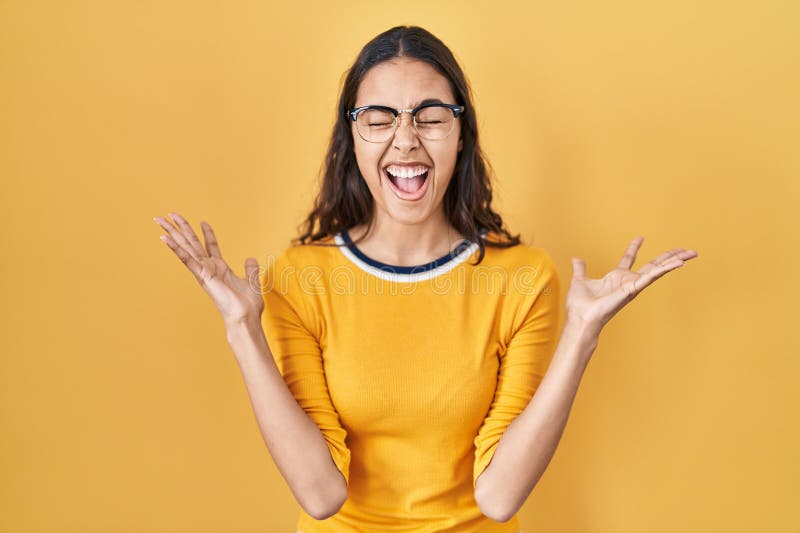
[384,208,430,225]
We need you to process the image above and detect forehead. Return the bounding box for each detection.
[355,58,455,107]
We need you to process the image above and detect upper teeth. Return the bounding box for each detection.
[386,165,429,178]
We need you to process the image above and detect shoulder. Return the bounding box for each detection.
[262,235,343,295]
[270,235,339,269]
[473,233,560,304]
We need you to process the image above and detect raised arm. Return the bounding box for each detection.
[475,237,698,521]
[153,212,348,519]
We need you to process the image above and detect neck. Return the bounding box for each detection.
[348,211,466,267]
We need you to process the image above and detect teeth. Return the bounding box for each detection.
[385,165,429,179]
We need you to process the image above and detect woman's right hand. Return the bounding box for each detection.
[154,212,264,327]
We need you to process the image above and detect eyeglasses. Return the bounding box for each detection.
[347,103,465,143]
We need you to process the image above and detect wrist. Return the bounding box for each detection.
[562,316,602,352]
[224,315,264,342]
[224,311,260,327]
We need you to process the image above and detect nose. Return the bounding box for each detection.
[392,111,420,151]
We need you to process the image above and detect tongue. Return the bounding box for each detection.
[394,174,426,193]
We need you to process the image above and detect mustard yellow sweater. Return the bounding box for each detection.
[260,228,561,532]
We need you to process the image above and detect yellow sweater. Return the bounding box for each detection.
[260,228,561,532]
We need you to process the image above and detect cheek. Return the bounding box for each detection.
[430,141,460,175]
[353,143,384,183]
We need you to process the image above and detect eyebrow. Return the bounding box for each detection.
[357,98,447,109]
[413,98,445,107]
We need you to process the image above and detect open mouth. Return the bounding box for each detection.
[383,164,431,200]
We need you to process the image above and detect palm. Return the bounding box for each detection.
[154,212,264,324]
[566,237,699,330]
[194,255,263,318]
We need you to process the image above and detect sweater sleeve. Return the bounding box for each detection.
[260,251,352,487]
[473,250,562,489]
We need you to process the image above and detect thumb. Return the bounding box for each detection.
[244,257,260,291]
[571,257,586,280]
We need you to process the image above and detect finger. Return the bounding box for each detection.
[617,236,644,271]
[200,220,223,259]
[154,215,202,263]
[571,257,587,280]
[631,256,687,294]
[636,248,686,276]
[158,232,205,282]
[244,257,261,295]
[168,212,207,260]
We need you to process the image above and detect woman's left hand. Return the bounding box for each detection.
[565,236,699,335]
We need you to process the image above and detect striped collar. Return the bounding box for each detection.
[333,228,483,283]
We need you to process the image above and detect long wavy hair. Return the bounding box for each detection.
[292,25,521,265]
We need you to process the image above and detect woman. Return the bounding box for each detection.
[153,25,698,533]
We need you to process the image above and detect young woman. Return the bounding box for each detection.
[154,25,698,533]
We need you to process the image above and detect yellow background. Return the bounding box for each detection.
[2,0,798,531]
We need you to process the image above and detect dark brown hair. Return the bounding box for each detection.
[293,25,521,265]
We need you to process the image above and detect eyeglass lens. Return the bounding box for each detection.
[356,107,456,142]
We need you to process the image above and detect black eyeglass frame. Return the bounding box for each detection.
[347,103,465,142]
